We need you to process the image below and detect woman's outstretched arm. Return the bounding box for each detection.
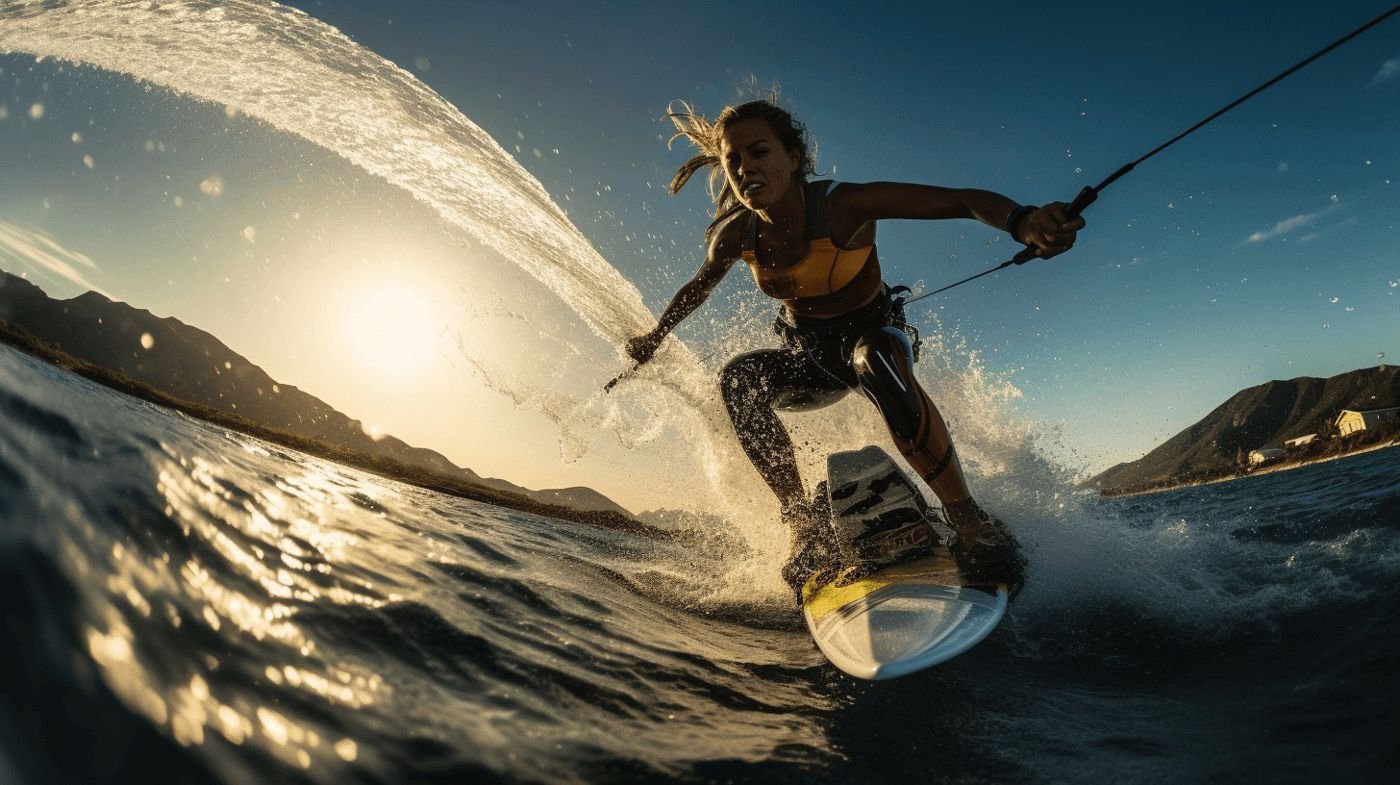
[625,228,742,365]
[830,182,1084,259]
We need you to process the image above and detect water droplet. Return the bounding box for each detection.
[140,333,155,350]
[330,737,358,761]
[1329,296,1340,304]
[28,102,43,120]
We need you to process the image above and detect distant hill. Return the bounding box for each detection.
[0,269,630,517]
[1089,365,1400,494]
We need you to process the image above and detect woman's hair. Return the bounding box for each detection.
[666,98,816,236]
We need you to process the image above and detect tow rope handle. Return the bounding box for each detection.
[1011,185,1099,265]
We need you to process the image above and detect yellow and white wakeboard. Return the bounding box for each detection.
[800,447,1008,680]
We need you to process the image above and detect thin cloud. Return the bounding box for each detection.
[0,221,113,298]
[1297,216,1360,245]
[1370,56,1400,87]
[1245,196,1342,245]
[1246,212,1321,244]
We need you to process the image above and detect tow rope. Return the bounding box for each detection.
[904,3,1400,306]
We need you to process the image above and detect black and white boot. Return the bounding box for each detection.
[944,498,1026,599]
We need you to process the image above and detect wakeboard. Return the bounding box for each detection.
[801,446,1009,680]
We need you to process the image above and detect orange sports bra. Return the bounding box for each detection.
[739,180,882,314]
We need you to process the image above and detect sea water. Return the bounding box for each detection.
[3,344,1398,784]
[1,2,1397,781]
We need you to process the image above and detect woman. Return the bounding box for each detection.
[624,100,1082,592]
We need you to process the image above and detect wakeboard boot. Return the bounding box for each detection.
[944,498,1026,600]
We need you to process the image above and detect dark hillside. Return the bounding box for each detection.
[1090,365,1400,494]
[0,270,630,517]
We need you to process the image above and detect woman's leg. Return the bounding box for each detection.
[850,327,1025,591]
[849,327,971,504]
[719,349,840,511]
[721,346,854,591]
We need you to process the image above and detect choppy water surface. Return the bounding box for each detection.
[2,2,1397,782]
[3,345,1398,784]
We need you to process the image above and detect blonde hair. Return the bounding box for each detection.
[666,98,816,236]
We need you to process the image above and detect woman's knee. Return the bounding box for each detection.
[720,353,777,412]
[851,329,924,444]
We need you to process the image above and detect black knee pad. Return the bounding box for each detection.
[851,328,922,444]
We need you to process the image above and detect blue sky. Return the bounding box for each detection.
[1,1,1396,507]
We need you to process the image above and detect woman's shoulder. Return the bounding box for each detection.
[821,181,882,247]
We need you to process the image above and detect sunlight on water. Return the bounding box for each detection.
[72,445,396,767]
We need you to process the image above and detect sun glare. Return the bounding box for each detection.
[342,282,444,377]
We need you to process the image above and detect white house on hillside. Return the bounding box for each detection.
[1284,434,1317,449]
[1334,407,1400,437]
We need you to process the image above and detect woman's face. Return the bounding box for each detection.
[720,118,800,211]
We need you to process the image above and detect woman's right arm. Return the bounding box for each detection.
[625,229,740,365]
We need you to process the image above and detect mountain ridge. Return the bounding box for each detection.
[1089,365,1400,494]
[0,269,630,517]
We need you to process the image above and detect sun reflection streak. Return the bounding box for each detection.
[158,452,393,637]
[85,618,169,728]
[21,396,447,774]
[80,448,395,763]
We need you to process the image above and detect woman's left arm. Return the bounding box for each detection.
[831,182,1085,259]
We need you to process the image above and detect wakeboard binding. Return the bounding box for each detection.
[824,446,950,574]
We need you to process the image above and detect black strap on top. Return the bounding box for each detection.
[743,180,838,256]
[805,180,836,239]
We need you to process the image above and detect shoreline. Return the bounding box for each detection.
[0,323,661,536]
[1100,440,1400,499]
